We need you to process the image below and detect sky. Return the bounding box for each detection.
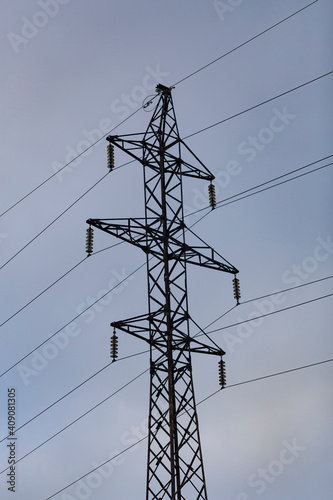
[0,0,332,499]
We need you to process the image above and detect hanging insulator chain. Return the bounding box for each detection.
[218,358,226,388]
[110,329,118,362]
[107,143,115,171]
[232,276,241,304]
[208,183,216,209]
[86,226,94,256]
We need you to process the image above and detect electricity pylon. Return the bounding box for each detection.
[86,84,239,500]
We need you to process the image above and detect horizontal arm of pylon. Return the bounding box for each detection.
[112,311,225,356]
[86,218,238,274]
[107,134,216,181]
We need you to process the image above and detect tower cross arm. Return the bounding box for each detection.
[87,218,238,274]
[107,134,216,181]
[111,314,225,356]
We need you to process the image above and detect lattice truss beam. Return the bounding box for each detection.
[87,84,239,500]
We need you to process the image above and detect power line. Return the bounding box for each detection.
[0,260,146,379]
[0,368,149,476]
[0,350,149,444]
[0,257,85,328]
[0,170,109,271]
[184,70,333,140]
[215,162,333,210]
[192,275,333,337]
[240,275,333,306]
[203,293,333,337]
[44,356,332,500]
[185,154,333,219]
[0,115,138,220]
[0,2,319,221]
[45,437,148,500]
[185,157,332,233]
[197,358,333,404]
[0,241,123,329]
[173,1,319,86]
[187,158,333,230]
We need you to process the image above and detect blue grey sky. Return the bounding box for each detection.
[0,1,332,499]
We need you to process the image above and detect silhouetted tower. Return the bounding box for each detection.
[86,84,239,499]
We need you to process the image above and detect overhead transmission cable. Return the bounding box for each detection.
[0,241,124,329]
[0,350,149,444]
[240,276,333,306]
[0,0,320,221]
[0,368,149,475]
[0,161,132,271]
[0,170,108,270]
[185,154,333,219]
[184,70,333,140]
[173,1,319,86]
[0,111,140,220]
[0,260,146,379]
[214,162,333,210]
[193,274,333,336]
[40,358,333,500]
[200,292,333,338]
[197,358,332,404]
[187,161,333,232]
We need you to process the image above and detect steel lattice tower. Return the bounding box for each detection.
[86,84,239,500]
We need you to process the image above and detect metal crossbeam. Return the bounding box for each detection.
[87,218,238,274]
